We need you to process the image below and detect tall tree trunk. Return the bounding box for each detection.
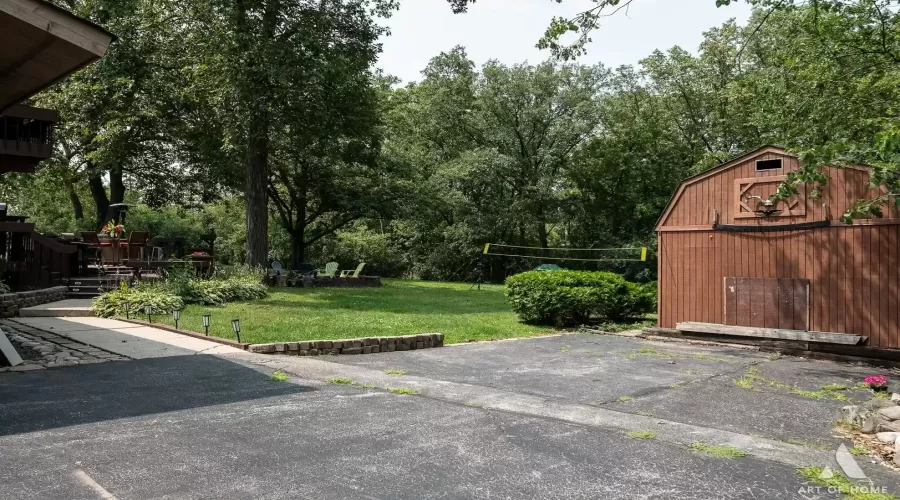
[235,0,274,268]
[536,209,548,249]
[290,186,307,269]
[88,170,109,230]
[65,177,84,221]
[105,167,126,223]
[245,110,269,267]
[289,231,305,270]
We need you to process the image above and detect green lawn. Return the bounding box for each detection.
[150,279,552,344]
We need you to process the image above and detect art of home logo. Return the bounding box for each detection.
[796,445,890,497]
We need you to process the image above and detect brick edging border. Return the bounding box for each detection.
[116,319,251,349]
[248,333,444,356]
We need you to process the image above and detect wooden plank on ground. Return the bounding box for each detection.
[676,321,864,345]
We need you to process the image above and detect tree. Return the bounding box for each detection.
[380,48,609,278]
[37,0,187,229]
[176,0,397,267]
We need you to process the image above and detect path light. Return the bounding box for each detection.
[125,302,130,320]
[231,318,241,343]
[173,308,181,329]
[144,305,153,323]
[202,313,211,336]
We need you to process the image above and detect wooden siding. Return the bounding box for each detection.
[659,151,898,227]
[658,225,900,348]
[723,277,809,330]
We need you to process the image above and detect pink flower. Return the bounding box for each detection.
[865,375,888,387]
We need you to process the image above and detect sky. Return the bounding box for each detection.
[376,0,754,84]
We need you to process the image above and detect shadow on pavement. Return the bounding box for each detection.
[0,355,313,436]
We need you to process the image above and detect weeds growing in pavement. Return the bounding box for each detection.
[688,442,747,458]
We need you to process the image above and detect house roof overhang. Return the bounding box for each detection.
[0,0,114,112]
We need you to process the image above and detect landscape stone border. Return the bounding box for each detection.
[0,286,68,318]
[248,333,444,356]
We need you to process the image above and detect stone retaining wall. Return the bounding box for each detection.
[248,333,444,356]
[0,286,69,317]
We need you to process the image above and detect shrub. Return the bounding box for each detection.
[92,265,268,317]
[183,277,267,305]
[504,270,654,326]
[91,282,184,318]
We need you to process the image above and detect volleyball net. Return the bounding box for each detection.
[482,243,647,262]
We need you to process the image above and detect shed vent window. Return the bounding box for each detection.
[756,159,782,171]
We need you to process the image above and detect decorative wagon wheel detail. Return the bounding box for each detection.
[735,176,806,219]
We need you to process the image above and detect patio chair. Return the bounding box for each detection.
[81,231,104,246]
[269,261,285,277]
[96,233,120,267]
[124,231,150,261]
[79,232,102,268]
[340,263,366,278]
[319,262,339,278]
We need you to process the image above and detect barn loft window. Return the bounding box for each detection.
[756,159,783,171]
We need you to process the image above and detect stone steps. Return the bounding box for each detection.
[67,275,132,298]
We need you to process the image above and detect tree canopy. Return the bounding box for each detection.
[6,0,900,281]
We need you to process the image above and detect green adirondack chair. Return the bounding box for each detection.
[340,263,366,278]
[319,262,339,277]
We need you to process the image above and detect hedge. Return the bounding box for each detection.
[505,270,655,326]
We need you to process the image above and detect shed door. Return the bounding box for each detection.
[724,277,809,331]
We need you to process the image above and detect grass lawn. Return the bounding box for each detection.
[150,279,553,345]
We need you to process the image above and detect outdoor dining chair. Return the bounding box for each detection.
[124,231,150,261]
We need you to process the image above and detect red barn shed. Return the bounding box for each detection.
[656,145,900,349]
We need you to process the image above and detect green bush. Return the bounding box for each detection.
[182,265,267,305]
[505,270,654,326]
[91,282,184,318]
[92,265,268,317]
[183,277,268,305]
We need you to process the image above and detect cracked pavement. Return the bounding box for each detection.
[2,331,899,498]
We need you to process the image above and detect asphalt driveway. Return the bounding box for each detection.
[1,331,898,499]
[329,333,876,448]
